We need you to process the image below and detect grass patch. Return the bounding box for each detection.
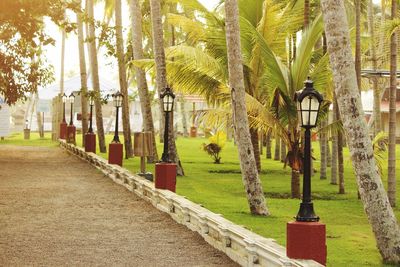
[2,132,400,266]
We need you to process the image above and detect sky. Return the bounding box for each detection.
[42,0,218,93]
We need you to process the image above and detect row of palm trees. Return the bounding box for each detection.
[59,0,400,263]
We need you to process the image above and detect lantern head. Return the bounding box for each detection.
[161,87,175,112]
[69,92,75,103]
[296,78,323,128]
[112,91,123,108]
[89,94,95,106]
[62,93,68,103]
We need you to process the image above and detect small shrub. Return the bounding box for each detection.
[202,131,226,164]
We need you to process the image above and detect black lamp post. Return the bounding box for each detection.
[112,92,123,143]
[295,78,323,222]
[88,94,94,133]
[69,92,75,126]
[62,93,67,123]
[160,87,175,162]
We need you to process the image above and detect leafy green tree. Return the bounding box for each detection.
[0,0,77,104]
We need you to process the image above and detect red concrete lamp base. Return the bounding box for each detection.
[287,221,327,266]
[155,163,177,192]
[84,132,96,153]
[108,142,123,166]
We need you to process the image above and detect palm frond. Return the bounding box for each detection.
[372,131,388,175]
[291,14,324,95]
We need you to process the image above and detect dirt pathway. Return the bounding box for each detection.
[0,145,237,266]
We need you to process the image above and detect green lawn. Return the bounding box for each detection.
[2,131,400,266]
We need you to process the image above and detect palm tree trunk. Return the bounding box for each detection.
[150,0,183,175]
[321,0,400,262]
[115,0,133,158]
[388,0,397,208]
[331,94,338,185]
[130,0,158,162]
[280,138,286,163]
[368,0,382,135]
[274,134,280,160]
[180,97,188,137]
[250,128,261,173]
[335,99,345,194]
[58,12,66,140]
[319,118,327,179]
[87,0,106,153]
[76,3,88,146]
[225,0,269,215]
[326,135,331,167]
[149,0,165,143]
[355,0,361,92]
[291,169,301,199]
[304,0,310,27]
[266,130,272,159]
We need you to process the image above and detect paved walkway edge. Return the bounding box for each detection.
[60,141,322,267]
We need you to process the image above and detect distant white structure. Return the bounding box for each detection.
[0,98,10,137]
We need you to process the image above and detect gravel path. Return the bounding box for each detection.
[0,145,237,266]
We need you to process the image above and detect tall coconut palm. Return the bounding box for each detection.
[224,0,269,215]
[330,97,338,185]
[304,0,310,27]
[355,0,361,91]
[149,0,166,143]
[76,0,88,146]
[388,0,397,207]
[149,0,184,175]
[335,98,345,194]
[115,0,133,158]
[274,134,280,161]
[130,0,158,162]
[266,130,272,159]
[368,0,382,135]
[320,0,400,262]
[86,0,106,153]
[319,118,327,179]
[58,12,66,139]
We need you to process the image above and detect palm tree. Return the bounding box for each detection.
[388,0,396,207]
[274,134,280,161]
[320,0,400,263]
[76,0,88,146]
[319,118,327,179]
[355,0,361,91]
[335,98,345,194]
[115,0,133,158]
[224,0,269,215]
[330,104,338,185]
[130,0,159,162]
[86,0,107,153]
[58,12,66,140]
[368,0,382,135]
[149,0,184,175]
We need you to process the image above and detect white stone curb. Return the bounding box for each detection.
[60,140,323,267]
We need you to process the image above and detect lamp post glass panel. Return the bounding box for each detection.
[88,94,95,133]
[161,87,175,162]
[62,93,67,123]
[295,78,323,222]
[69,92,75,126]
[112,92,123,143]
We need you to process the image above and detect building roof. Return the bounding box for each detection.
[361,69,400,78]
